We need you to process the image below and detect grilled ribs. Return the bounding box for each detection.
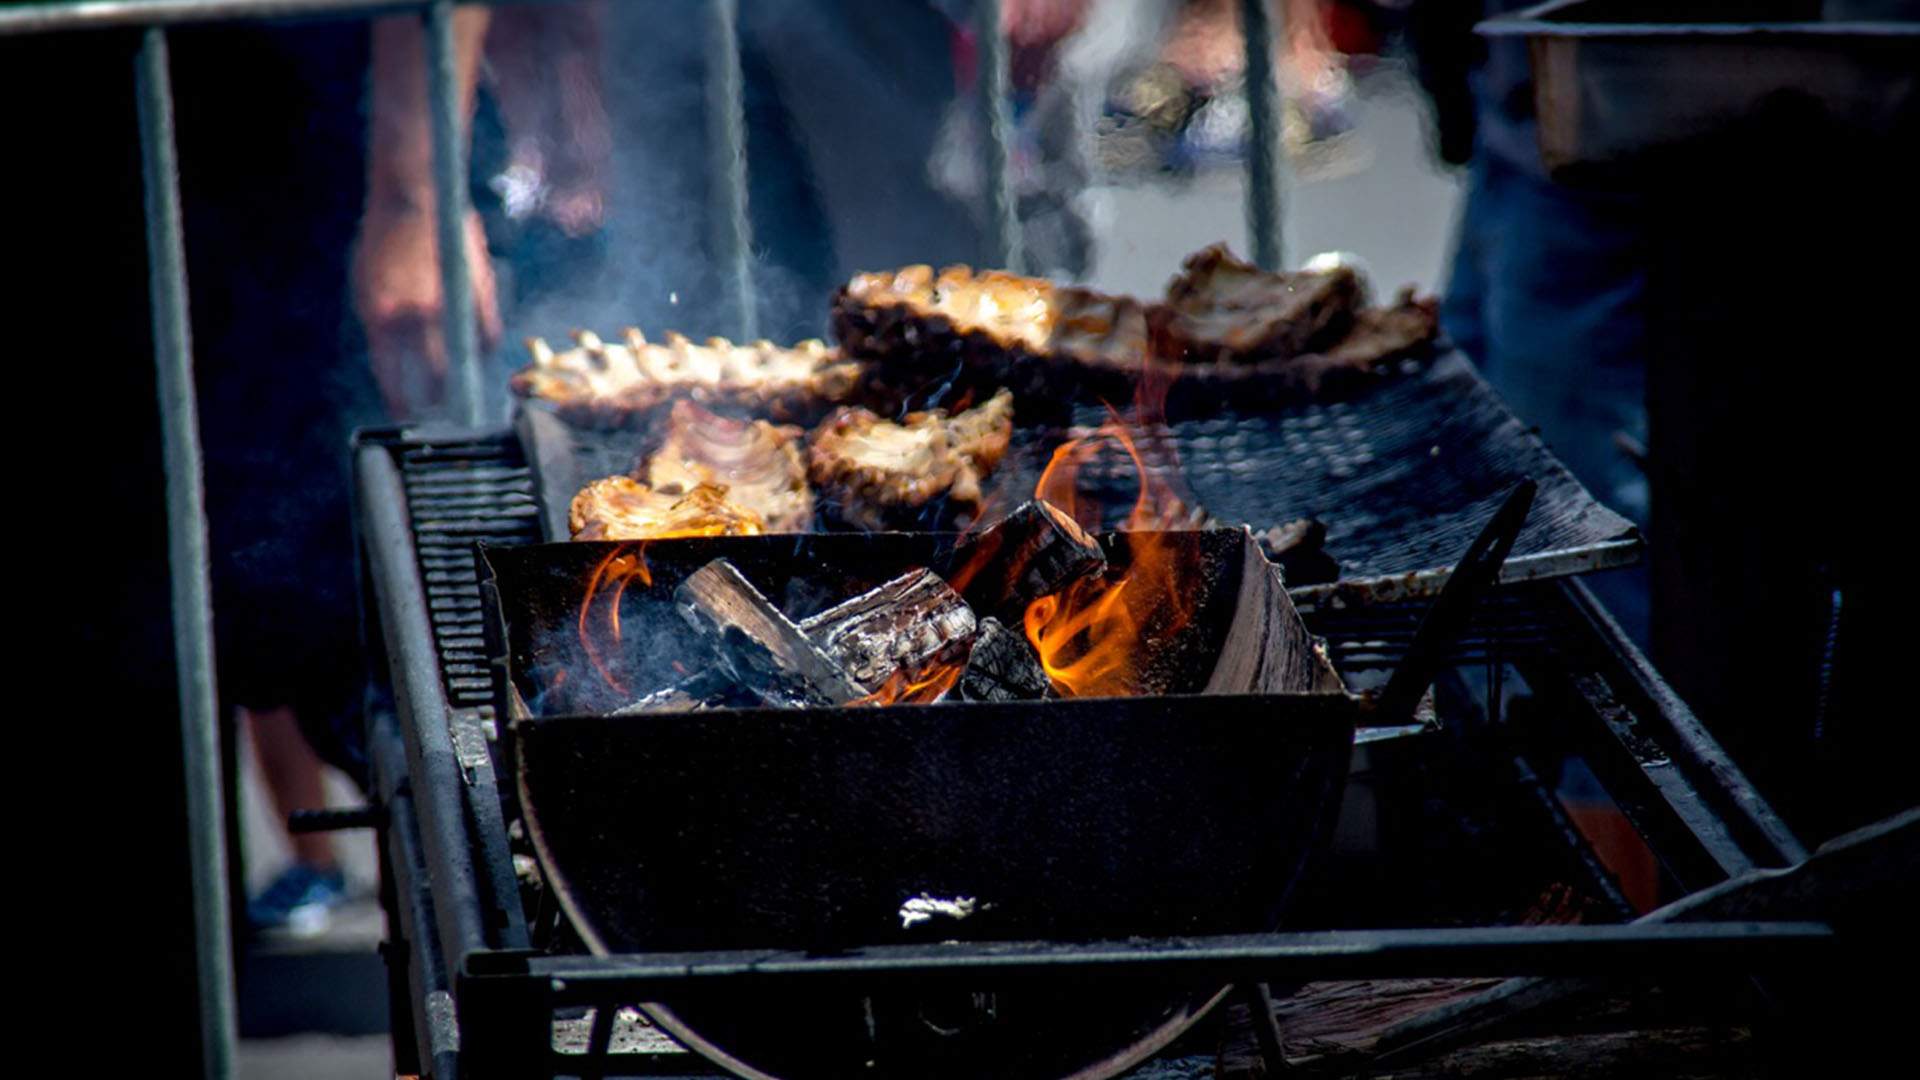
[831,265,1150,409]
[645,400,813,532]
[807,388,1015,531]
[567,477,767,541]
[1150,243,1364,364]
[511,329,865,427]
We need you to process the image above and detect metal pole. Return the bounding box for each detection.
[973,0,1022,272]
[1240,0,1284,269]
[705,0,757,340]
[426,0,484,424]
[136,27,237,1080]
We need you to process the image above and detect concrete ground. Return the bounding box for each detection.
[236,61,1459,1080]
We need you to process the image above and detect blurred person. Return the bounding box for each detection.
[1098,0,1362,177]
[1404,0,1650,643]
[167,9,498,936]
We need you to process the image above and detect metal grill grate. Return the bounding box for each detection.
[399,437,543,719]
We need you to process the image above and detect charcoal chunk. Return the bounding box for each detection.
[675,559,866,707]
[945,500,1106,621]
[798,568,978,690]
[955,618,1053,703]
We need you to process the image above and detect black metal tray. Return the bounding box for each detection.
[516,352,1640,604]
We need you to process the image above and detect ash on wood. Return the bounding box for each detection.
[798,568,978,690]
[945,500,1106,621]
[955,617,1052,702]
[611,671,755,715]
[675,559,867,707]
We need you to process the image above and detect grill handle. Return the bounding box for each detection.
[1377,479,1537,723]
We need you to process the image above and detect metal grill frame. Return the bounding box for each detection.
[0,1,1282,1070]
[353,426,1814,1080]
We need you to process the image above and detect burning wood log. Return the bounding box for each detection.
[675,559,868,707]
[944,500,1107,622]
[954,617,1052,703]
[797,568,978,690]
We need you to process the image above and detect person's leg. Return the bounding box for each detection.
[244,706,337,872]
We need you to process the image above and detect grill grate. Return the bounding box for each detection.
[399,437,544,720]
[522,353,1641,597]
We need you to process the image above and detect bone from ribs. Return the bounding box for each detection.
[806,388,1015,531]
[510,328,865,427]
[1149,243,1364,364]
[797,568,978,691]
[944,500,1106,622]
[674,559,867,708]
[644,400,814,531]
[567,477,766,541]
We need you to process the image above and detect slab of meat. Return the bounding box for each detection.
[830,265,1150,410]
[644,400,814,532]
[510,328,865,427]
[806,388,1015,531]
[1149,243,1364,364]
[567,477,766,541]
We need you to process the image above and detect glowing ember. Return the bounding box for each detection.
[847,660,967,707]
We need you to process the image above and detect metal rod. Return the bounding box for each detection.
[502,922,1836,1000]
[136,27,236,1080]
[1239,0,1284,269]
[973,0,1023,271]
[0,0,410,34]
[359,446,495,973]
[426,0,484,425]
[705,0,756,340]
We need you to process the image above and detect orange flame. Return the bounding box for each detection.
[578,543,654,695]
[847,660,967,707]
[1021,409,1197,698]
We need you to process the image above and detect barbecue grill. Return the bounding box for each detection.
[349,391,1841,1078]
[12,1,1899,1075]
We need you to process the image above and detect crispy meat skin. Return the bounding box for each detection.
[567,478,766,541]
[831,265,1150,410]
[1150,243,1363,363]
[645,400,813,531]
[510,328,864,427]
[807,388,1015,531]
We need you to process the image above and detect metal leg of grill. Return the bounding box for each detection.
[1240,0,1284,270]
[427,0,484,426]
[974,0,1023,272]
[137,25,237,1080]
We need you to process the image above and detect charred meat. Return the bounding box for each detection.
[1149,243,1364,364]
[511,329,865,427]
[645,400,813,531]
[567,477,766,541]
[831,265,1150,407]
[807,388,1015,531]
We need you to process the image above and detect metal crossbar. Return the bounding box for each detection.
[2,3,1289,1076]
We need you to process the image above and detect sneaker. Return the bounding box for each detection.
[247,862,349,939]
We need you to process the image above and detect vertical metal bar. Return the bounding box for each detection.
[706,0,757,340]
[426,0,483,425]
[973,0,1022,272]
[1240,0,1283,269]
[136,27,237,1080]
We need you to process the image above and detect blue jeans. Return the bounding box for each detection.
[1442,150,1651,644]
